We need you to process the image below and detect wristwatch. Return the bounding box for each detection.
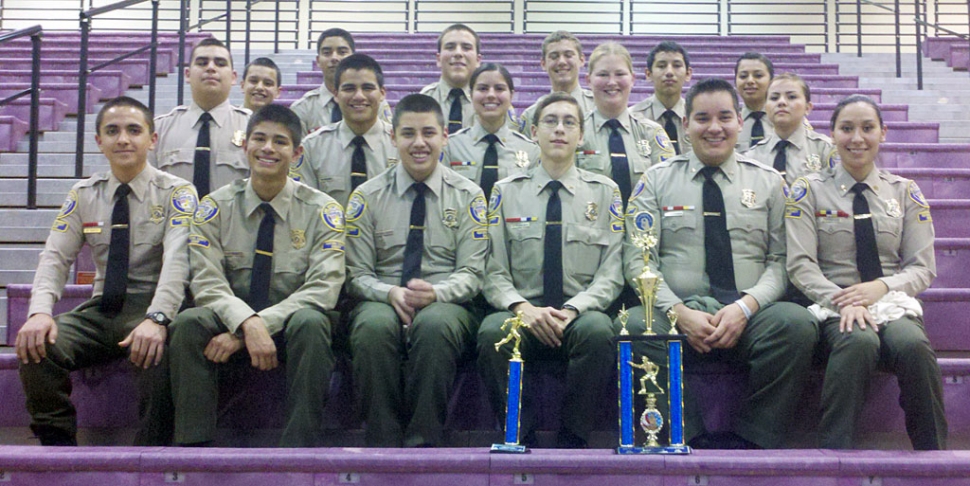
[145,311,170,326]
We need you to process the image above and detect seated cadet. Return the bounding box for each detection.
[151,37,250,198]
[240,57,282,112]
[344,94,487,447]
[299,53,397,205]
[420,23,517,134]
[168,104,345,447]
[743,73,835,185]
[577,42,674,207]
[631,41,693,155]
[291,28,392,135]
[442,63,540,197]
[479,92,623,449]
[786,95,946,450]
[734,52,774,149]
[16,96,194,446]
[519,31,596,136]
[620,78,817,449]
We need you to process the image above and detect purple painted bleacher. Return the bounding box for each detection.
[0,47,174,74]
[1,70,130,100]
[0,116,29,152]
[1,58,153,86]
[0,98,68,132]
[0,83,103,116]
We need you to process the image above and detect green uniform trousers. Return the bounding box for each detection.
[19,293,173,446]
[478,310,615,443]
[168,307,334,447]
[618,298,817,448]
[819,314,947,450]
[348,301,478,447]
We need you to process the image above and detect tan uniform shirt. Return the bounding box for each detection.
[577,108,676,196]
[484,165,625,313]
[420,78,519,132]
[743,125,837,185]
[630,95,692,154]
[345,163,488,304]
[785,165,936,310]
[441,122,540,186]
[737,105,773,150]
[297,119,398,206]
[290,84,393,135]
[518,86,596,136]
[624,153,788,312]
[188,178,346,335]
[30,165,194,318]
[151,100,251,192]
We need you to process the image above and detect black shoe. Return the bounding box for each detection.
[555,429,588,449]
[688,432,761,450]
[520,429,538,449]
[35,429,77,447]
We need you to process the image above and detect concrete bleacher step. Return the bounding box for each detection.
[0,210,58,243]
[0,83,102,117]
[0,117,28,153]
[0,98,69,133]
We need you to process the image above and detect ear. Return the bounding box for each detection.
[880,124,888,143]
[805,101,814,115]
[148,131,158,151]
[684,66,693,82]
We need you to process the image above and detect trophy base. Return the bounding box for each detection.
[617,445,692,455]
[491,443,528,453]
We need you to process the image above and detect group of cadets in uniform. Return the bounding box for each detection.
[16,24,947,451]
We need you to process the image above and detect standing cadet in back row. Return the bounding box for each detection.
[290,28,392,135]
[168,105,345,447]
[621,79,817,449]
[518,31,596,136]
[299,54,397,206]
[631,41,694,155]
[17,97,194,446]
[151,37,250,198]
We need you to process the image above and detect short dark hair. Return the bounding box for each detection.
[246,104,304,148]
[190,37,232,69]
[830,94,884,131]
[392,94,444,132]
[647,40,690,70]
[317,28,355,54]
[734,52,774,79]
[335,53,384,89]
[532,91,584,135]
[685,78,740,117]
[470,63,514,92]
[243,57,281,86]
[437,23,481,54]
[96,96,154,135]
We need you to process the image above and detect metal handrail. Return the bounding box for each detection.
[853,0,927,89]
[75,0,160,178]
[0,25,42,209]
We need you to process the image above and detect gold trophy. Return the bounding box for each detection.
[631,231,662,335]
[491,312,530,453]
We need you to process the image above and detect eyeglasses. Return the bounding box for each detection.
[538,116,581,130]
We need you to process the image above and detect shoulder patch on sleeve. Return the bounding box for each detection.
[322,202,345,232]
[633,210,655,232]
[918,210,932,223]
[322,239,345,252]
[631,175,646,200]
[655,131,670,150]
[609,188,624,220]
[826,148,840,169]
[469,194,489,226]
[488,186,502,216]
[171,185,198,215]
[188,234,210,248]
[58,190,78,218]
[51,219,69,233]
[785,205,802,219]
[788,177,810,204]
[193,196,219,225]
[908,181,930,208]
[346,191,367,222]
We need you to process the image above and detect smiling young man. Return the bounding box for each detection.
[298,54,397,205]
[621,78,817,449]
[17,96,194,446]
[151,37,250,198]
[240,57,282,112]
[479,92,623,448]
[168,104,345,447]
[631,41,694,155]
[518,31,596,136]
[291,28,392,135]
[344,94,487,447]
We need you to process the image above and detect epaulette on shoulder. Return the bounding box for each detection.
[293,179,329,203]
[419,82,438,95]
[154,105,188,121]
[231,105,252,116]
[304,124,338,141]
[806,130,833,144]
[153,170,190,190]
[736,153,776,172]
[509,130,533,143]
[878,169,905,184]
[452,126,473,136]
[578,168,617,187]
[76,172,110,189]
[630,111,663,129]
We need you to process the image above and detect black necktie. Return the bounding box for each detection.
[700,166,739,304]
[852,183,884,283]
[248,202,275,312]
[194,112,213,197]
[605,119,632,205]
[543,180,564,309]
[401,183,428,286]
[749,111,766,148]
[331,102,343,123]
[100,183,131,316]
[773,139,791,176]
[480,133,500,200]
[663,110,681,156]
[448,88,464,135]
[351,135,368,192]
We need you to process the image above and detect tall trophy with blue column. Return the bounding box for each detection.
[615,210,691,454]
[491,311,529,453]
